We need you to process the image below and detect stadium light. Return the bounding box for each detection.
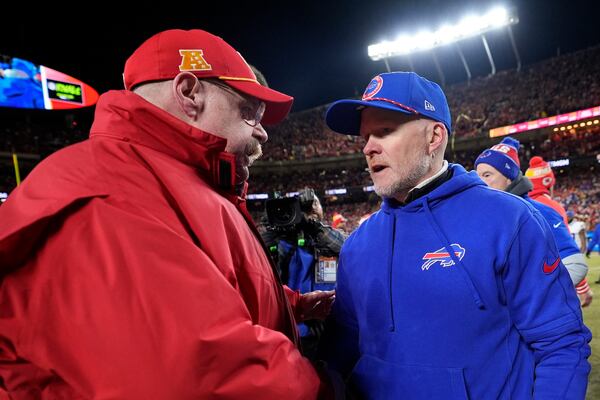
[247,193,269,200]
[325,188,347,196]
[368,6,518,61]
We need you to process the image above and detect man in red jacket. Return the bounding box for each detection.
[0,29,335,399]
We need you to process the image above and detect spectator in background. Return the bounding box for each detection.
[568,211,588,255]
[525,155,568,224]
[475,137,592,307]
[0,29,335,399]
[331,212,347,231]
[320,71,591,399]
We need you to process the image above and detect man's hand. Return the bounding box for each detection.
[297,290,335,321]
[578,290,593,308]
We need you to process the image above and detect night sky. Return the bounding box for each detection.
[1,0,599,112]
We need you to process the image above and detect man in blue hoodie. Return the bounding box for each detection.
[474,137,591,307]
[320,71,591,399]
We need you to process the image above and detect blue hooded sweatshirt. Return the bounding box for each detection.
[322,164,591,400]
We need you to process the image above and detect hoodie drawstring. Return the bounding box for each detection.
[422,198,486,309]
[387,212,397,332]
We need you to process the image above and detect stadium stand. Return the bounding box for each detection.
[260,45,600,162]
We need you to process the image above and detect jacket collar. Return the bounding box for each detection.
[402,160,451,205]
[89,90,239,196]
[505,172,533,197]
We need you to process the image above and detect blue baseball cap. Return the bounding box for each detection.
[325,72,452,136]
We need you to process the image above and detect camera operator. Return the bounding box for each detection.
[262,188,346,359]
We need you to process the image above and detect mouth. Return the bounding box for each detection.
[244,142,262,167]
[370,164,388,174]
[247,151,261,165]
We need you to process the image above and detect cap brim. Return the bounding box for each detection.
[226,80,293,125]
[325,99,415,135]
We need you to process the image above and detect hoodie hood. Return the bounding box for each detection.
[505,172,534,197]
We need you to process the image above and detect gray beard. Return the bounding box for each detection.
[234,141,262,184]
[374,155,431,200]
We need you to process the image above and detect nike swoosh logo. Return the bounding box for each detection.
[553,222,561,228]
[543,258,561,274]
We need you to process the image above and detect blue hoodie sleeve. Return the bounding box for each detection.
[319,249,360,377]
[529,199,580,259]
[502,210,591,399]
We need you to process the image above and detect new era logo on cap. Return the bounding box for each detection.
[424,100,435,111]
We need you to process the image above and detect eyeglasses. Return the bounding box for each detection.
[207,80,266,127]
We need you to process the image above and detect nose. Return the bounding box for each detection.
[362,135,381,157]
[253,124,268,144]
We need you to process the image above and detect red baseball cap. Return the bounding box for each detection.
[123,29,293,125]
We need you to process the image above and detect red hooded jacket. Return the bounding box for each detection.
[0,91,324,399]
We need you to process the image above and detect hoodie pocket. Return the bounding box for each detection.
[349,354,469,400]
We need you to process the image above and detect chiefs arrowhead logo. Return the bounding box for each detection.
[543,257,560,274]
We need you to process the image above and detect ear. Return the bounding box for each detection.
[172,72,204,119]
[428,122,446,155]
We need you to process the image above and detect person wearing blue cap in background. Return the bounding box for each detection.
[319,71,591,399]
[475,138,591,308]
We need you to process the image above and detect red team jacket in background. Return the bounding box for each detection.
[0,91,324,399]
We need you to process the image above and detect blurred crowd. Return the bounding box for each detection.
[449,46,600,139]
[0,119,87,157]
[249,166,370,194]
[554,168,600,233]
[261,107,364,161]
[452,124,600,171]
[260,45,600,161]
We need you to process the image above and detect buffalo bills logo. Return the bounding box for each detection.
[362,75,383,100]
[478,150,492,159]
[421,244,466,271]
